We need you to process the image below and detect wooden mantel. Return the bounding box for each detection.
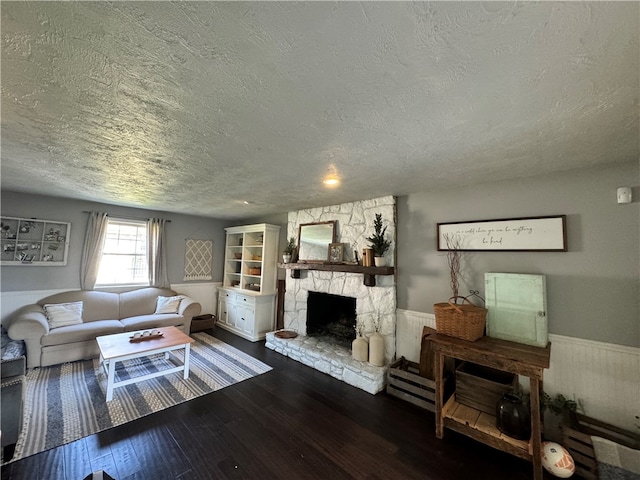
[277,263,394,287]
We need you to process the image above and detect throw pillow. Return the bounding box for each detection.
[155,295,183,314]
[44,301,83,329]
[2,339,25,361]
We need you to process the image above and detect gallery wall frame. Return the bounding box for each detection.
[437,215,567,252]
[0,216,71,265]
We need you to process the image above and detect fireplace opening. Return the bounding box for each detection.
[306,291,357,346]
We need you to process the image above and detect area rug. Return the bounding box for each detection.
[8,333,271,464]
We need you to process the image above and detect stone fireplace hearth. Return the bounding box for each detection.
[265,196,397,394]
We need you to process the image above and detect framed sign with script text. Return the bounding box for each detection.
[437,215,567,252]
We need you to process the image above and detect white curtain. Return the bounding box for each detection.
[80,212,109,290]
[148,218,169,288]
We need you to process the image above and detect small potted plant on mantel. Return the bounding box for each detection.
[282,237,296,263]
[366,213,391,267]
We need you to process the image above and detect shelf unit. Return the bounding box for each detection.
[443,397,531,458]
[0,216,71,266]
[278,262,394,286]
[430,334,551,480]
[218,223,280,341]
[223,224,279,294]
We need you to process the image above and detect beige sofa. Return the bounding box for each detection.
[5,287,201,369]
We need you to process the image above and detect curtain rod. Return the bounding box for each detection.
[82,211,171,223]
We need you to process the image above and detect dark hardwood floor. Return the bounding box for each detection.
[1,329,538,480]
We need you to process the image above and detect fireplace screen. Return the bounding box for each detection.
[306,291,357,345]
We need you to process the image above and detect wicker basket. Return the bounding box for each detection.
[434,296,487,342]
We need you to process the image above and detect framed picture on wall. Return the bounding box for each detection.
[437,215,567,252]
[0,216,71,265]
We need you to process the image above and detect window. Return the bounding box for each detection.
[95,218,149,286]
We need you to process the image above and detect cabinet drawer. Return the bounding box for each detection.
[236,294,255,305]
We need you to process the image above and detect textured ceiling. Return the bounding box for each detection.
[1,2,638,219]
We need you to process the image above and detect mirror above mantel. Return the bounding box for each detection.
[297,221,336,263]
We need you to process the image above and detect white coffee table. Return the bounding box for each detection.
[96,326,195,401]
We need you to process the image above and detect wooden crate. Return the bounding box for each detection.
[387,357,437,412]
[561,413,640,480]
[455,361,516,415]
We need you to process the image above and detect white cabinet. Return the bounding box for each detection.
[218,223,280,341]
[222,223,280,294]
[218,295,229,326]
[216,288,275,341]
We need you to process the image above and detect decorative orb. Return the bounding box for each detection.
[541,441,575,478]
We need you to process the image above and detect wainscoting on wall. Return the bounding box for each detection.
[396,309,640,432]
[170,282,220,317]
[1,288,68,324]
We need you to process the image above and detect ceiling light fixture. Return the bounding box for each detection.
[323,177,340,186]
[323,163,341,187]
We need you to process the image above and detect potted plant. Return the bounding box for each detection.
[366,213,391,266]
[522,391,580,442]
[282,237,296,263]
[543,392,580,443]
[542,392,580,428]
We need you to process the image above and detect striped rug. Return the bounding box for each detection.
[8,333,271,464]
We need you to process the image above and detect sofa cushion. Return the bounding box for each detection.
[39,291,119,322]
[154,295,184,314]
[44,301,84,329]
[41,320,124,347]
[2,340,26,361]
[119,287,176,319]
[121,314,184,332]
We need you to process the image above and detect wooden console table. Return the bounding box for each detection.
[430,334,551,480]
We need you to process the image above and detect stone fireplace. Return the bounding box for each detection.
[265,195,397,394]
